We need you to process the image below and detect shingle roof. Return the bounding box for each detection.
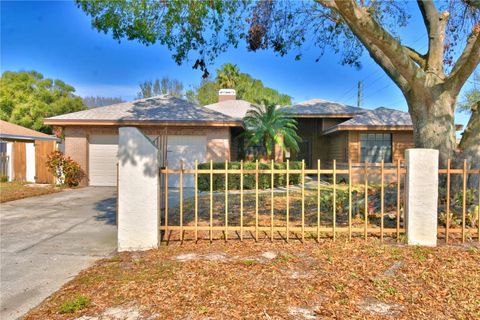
[283,99,362,116]
[0,120,59,141]
[323,107,413,134]
[45,95,240,125]
[339,107,412,126]
[203,99,255,119]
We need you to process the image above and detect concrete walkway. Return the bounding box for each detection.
[0,187,117,320]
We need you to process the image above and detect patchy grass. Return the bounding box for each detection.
[59,295,90,314]
[0,181,61,203]
[25,240,480,319]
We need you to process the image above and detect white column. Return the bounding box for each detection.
[26,143,36,183]
[405,149,439,247]
[6,142,13,182]
[118,127,159,252]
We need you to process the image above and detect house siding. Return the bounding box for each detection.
[327,132,348,163]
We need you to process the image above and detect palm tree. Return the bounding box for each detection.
[216,63,240,88]
[243,101,301,160]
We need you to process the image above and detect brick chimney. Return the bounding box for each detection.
[218,89,236,102]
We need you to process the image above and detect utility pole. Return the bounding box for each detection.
[357,81,363,108]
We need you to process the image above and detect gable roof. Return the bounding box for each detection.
[203,99,255,119]
[45,95,241,127]
[283,99,363,117]
[323,107,413,134]
[0,120,59,141]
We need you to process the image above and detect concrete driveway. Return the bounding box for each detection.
[0,187,117,320]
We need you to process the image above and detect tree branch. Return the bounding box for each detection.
[417,0,448,75]
[417,0,438,34]
[446,27,480,93]
[316,0,420,92]
[403,46,427,68]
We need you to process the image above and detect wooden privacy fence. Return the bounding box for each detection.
[159,159,480,244]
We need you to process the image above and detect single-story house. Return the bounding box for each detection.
[0,120,60,183]
[44,90,419,187]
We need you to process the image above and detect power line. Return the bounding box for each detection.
[338,34,427,106]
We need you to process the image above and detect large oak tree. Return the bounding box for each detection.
[77,0,480,167]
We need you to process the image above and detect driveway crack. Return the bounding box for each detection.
[16,216,93,253]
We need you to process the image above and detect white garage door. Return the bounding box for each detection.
[167,135,207,188]
[89,135,118,186]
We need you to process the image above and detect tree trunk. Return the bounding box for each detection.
[406,88,457,167]
[458,101,480,189]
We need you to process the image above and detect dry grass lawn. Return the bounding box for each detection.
[25,240,480,319]
[0,181,61,203]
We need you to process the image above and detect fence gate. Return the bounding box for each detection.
[34,140,55,184]
[12,142,26,181]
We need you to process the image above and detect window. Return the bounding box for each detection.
[360,133,392,163]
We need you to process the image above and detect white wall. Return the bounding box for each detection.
[26,143,36,182]
[6,142,13,182]
[117,127,159,252]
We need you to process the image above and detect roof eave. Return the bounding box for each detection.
[288,113,358,118]
[322,125,414,135]
[44,119,243,127]
[0,133,60,142]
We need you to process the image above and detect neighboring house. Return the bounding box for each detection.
[0,120,59,183]
[44,90,419,187]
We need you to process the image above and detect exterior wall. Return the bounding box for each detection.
[63,125,232,185]
[206,127,230,161]
[292,118,325,168]
[6,142,13,181]
[64,127,89,185]
[327,132,348,163]
[25,142,36,182]
[392,131,415,162]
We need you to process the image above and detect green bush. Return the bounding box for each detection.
[46,151,86,187]
[197,161,303,191]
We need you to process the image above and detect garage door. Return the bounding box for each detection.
[167,135,207,188]
[89,135,118,186]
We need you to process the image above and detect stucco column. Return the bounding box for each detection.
[405,149,439,247]
[118,127,159,251]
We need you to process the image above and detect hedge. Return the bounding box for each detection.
[197,161,303,191]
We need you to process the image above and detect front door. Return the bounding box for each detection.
[297,140,311,168]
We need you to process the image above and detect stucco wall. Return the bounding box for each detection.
[64,127,89,185]
[117,127,159,251]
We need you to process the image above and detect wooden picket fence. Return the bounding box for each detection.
[158,159,480,244]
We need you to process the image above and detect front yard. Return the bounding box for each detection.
[25,240,479,319]
[0,181,61,203]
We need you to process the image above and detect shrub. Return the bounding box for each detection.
[46,151,86,187]
[197,161,303,191]
[59,295,90,314]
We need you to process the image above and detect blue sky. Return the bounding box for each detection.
[1,1,476,130]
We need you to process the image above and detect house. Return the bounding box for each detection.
[0,120,60,183]
[44,90,417,187]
